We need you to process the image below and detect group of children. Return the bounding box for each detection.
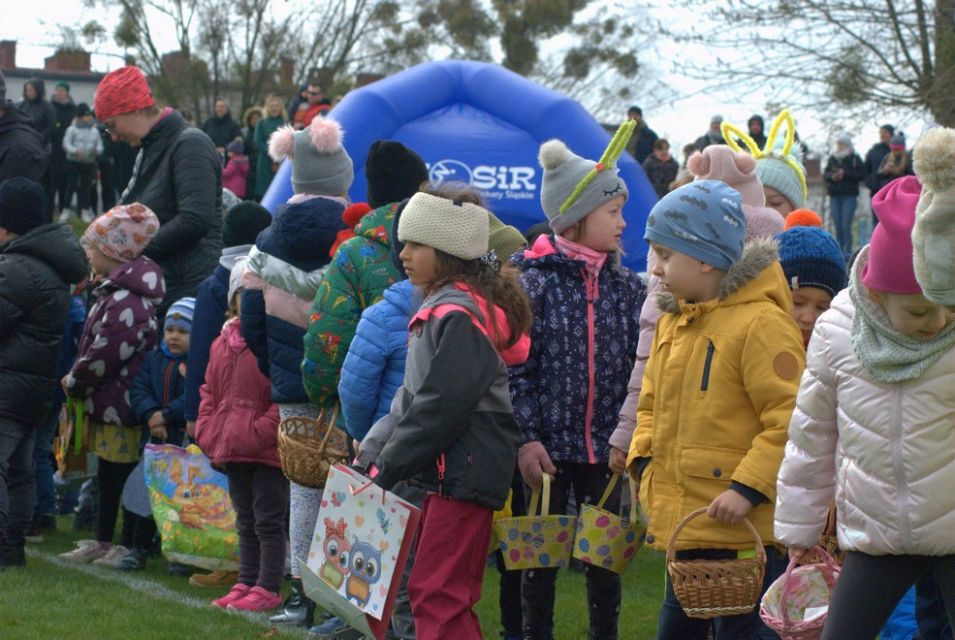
[1,96,954,640]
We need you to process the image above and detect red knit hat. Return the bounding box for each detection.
[862,176,922,294]
[94,66,155,121]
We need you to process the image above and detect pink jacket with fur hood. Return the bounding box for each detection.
[196,318,280,467]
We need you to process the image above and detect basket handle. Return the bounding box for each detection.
[527,473,553,517]
[665,507,766,564]
[316,404,341,451]
[779,545,840,630]
[627,476,639,527]
[595,474,619,510]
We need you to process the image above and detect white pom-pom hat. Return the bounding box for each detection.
[267,115,354,196]
[912,126,955,306]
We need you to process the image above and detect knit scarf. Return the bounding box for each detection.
[849,246,955,382]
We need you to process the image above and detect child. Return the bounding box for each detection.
[242,116,350,625]
[509,124,646,640]
[628,180,805,638]
[195,258,285,612]
[775,175,955,638]
[0,177,87,569]
[726,110,808,217]
[59,204,165,566]
[775,224,847,348]
[118,296,193,571]
[61,102,103,222]
[222,140,250,199]
[370,190,532,640]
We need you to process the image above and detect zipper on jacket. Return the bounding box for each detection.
[582,268,597,465]
[890,387,912,548]
[162,360,174,407]
[700,340,715,392]
[436,452,446,495]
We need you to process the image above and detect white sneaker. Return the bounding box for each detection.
[91,544,130,568]
[80,209,95,223]
[58,209,73,223]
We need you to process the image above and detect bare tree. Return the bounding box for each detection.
[666,0,955,126]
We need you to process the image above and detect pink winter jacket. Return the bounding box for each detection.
[775,278,955,556]
[195,319,280,467]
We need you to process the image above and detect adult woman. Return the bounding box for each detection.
[94,65,222,318]
[253,96,286,200]
[824,132,865,255]
[242,106,263,200]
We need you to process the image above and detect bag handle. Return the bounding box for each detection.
[627,476,639,527]
[527,473,553,517]
[595,474,619,510]
[67,397,85,455]
[665,507,766,565]
[779,545,840,631]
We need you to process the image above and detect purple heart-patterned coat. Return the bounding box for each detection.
[65,256,166,427]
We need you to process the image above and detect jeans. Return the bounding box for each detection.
[656,545,787,639]
[32,407,59,516]
[0,417,38,545]
[522,463,622,640]
[65,161,97,212]
[823,551,955,640]
[829,194,857,255]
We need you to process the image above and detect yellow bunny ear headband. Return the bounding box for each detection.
[721,109,808,205]
[538,120,635,233]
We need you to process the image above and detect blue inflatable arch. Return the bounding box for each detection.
[261,60,657,272]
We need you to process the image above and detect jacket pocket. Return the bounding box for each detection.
[679,446,747,506]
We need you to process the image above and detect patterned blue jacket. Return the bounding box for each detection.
[509,235,645,464]
[338,279,417,441]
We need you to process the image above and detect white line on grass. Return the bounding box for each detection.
[25,548,309,638]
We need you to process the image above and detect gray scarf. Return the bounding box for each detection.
[849,246,955,382]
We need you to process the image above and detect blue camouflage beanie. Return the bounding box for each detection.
[776,226,847,297]
[644,180,745,271]
[164,297,195,332]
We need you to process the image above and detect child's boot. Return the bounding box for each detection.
[268,577,315,626]
[116,548,149,571]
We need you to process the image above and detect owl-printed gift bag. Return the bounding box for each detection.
[302,464,421,640]
[143,444,239,571]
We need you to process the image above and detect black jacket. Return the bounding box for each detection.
[201,113,242,150]
[121,110,223,314]
[824,153,865,196]
[17,78,56,147]
[51,97,77,149]
[864,142,891,194]
[642,154,679,199]
[0,223,88,424]
[0,101,51,190]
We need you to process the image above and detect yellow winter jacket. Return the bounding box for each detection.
[627,239,805,551]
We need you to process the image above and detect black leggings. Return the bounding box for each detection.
[96,459,137,544]
[822,551,955,640]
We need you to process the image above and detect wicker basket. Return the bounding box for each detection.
[277,406,350,488]
[666,507,767,620]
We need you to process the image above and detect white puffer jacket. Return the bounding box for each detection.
[775,265,955,556]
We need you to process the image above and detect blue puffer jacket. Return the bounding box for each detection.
[509,235,645,464]
[183,263,230,422]
[130,345,188,446]
[241,198,345,403]
[338,279,417,440]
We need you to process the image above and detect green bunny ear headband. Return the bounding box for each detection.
[559,119,636,215]
[721,109,808,203]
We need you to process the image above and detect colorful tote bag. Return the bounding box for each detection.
[143,444,239,571]
[494,473,576,571]
[55,398,89,479]
[573,474,646,574]
[301,464,422,640]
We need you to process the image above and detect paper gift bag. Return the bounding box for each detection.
[55,398,90,479]
[302,464,422,640]
[494,473,576,570]
[143,443,239,571]
[572,474,646,574]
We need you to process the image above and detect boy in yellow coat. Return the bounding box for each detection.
[628,179,805,638]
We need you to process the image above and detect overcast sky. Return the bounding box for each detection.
[2,0,935,156]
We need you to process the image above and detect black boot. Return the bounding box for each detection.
[0,531,27,570]
[269,577,315,626]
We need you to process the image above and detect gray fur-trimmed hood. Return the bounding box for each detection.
[656,237,782,313]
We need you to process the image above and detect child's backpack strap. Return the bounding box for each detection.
[410,304,490,339]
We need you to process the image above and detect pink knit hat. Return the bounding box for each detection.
[688,145,765,206]
[862,176,922,294]
[82,203,160,262]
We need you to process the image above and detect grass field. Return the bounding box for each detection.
[0,517,667,639]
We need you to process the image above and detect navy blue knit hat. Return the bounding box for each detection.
[776,226,847,297]
[644,180,745,271]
